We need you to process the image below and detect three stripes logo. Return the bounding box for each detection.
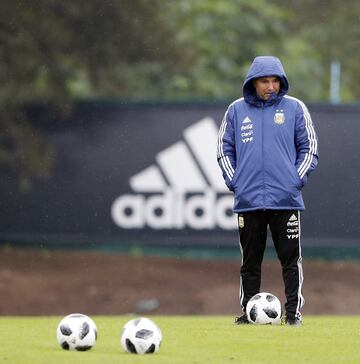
[111,117,236,230]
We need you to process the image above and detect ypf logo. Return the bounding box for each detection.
[111,117,236,230]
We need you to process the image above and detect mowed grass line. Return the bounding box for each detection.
[0,316,359,364]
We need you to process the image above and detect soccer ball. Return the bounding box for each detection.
[56,313,98,351]
[246,292,282,325]
[120,317,162,354]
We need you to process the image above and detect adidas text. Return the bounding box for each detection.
[111,188,235,230]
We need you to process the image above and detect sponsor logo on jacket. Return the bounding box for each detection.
[241,117,254,143]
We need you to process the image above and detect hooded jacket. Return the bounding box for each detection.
[217,56,318,212]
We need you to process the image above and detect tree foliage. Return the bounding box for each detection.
[273,0,360,102]
[156,0,287,99]
[0,0,186,188]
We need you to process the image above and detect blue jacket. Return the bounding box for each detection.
[217,56,318,212]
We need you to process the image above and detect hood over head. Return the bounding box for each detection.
[243,56,289,105]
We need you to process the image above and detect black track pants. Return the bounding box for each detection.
[238,210,304,320]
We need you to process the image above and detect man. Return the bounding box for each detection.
[216,56,318,325]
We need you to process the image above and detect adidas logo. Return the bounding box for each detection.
[111,117,236,230]
[287,214,299,227]
[289,214,298,221]
[242,116,252,124]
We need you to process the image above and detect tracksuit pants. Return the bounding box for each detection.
[238,210,304,320]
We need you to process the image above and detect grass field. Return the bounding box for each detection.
[1,315,359,363]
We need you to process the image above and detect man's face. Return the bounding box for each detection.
[253,76,280,100]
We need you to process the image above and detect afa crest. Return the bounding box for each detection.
[274,110,285,125]
[238,215,244,228]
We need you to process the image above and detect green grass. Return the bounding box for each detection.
[1,316,359,363]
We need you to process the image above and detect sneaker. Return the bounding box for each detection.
[234,313,249,325]
[284,315,302,326]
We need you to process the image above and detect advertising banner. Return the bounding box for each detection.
[1,102,359,247]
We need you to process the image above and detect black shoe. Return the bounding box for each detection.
[283,315,302,326]
[234,313,249,325]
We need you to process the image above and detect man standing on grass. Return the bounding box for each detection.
[216,56,318,325]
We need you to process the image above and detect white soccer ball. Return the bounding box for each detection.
[120,317,162,354]
[246,292,282,325]
[56,313,98,351]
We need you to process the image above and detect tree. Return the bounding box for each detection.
[0,0,187,189]
[273,0,360,102]
[138,0,288,100]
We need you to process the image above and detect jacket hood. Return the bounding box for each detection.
[243,56,289,106]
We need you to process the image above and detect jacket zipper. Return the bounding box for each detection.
[262,104,266,208]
